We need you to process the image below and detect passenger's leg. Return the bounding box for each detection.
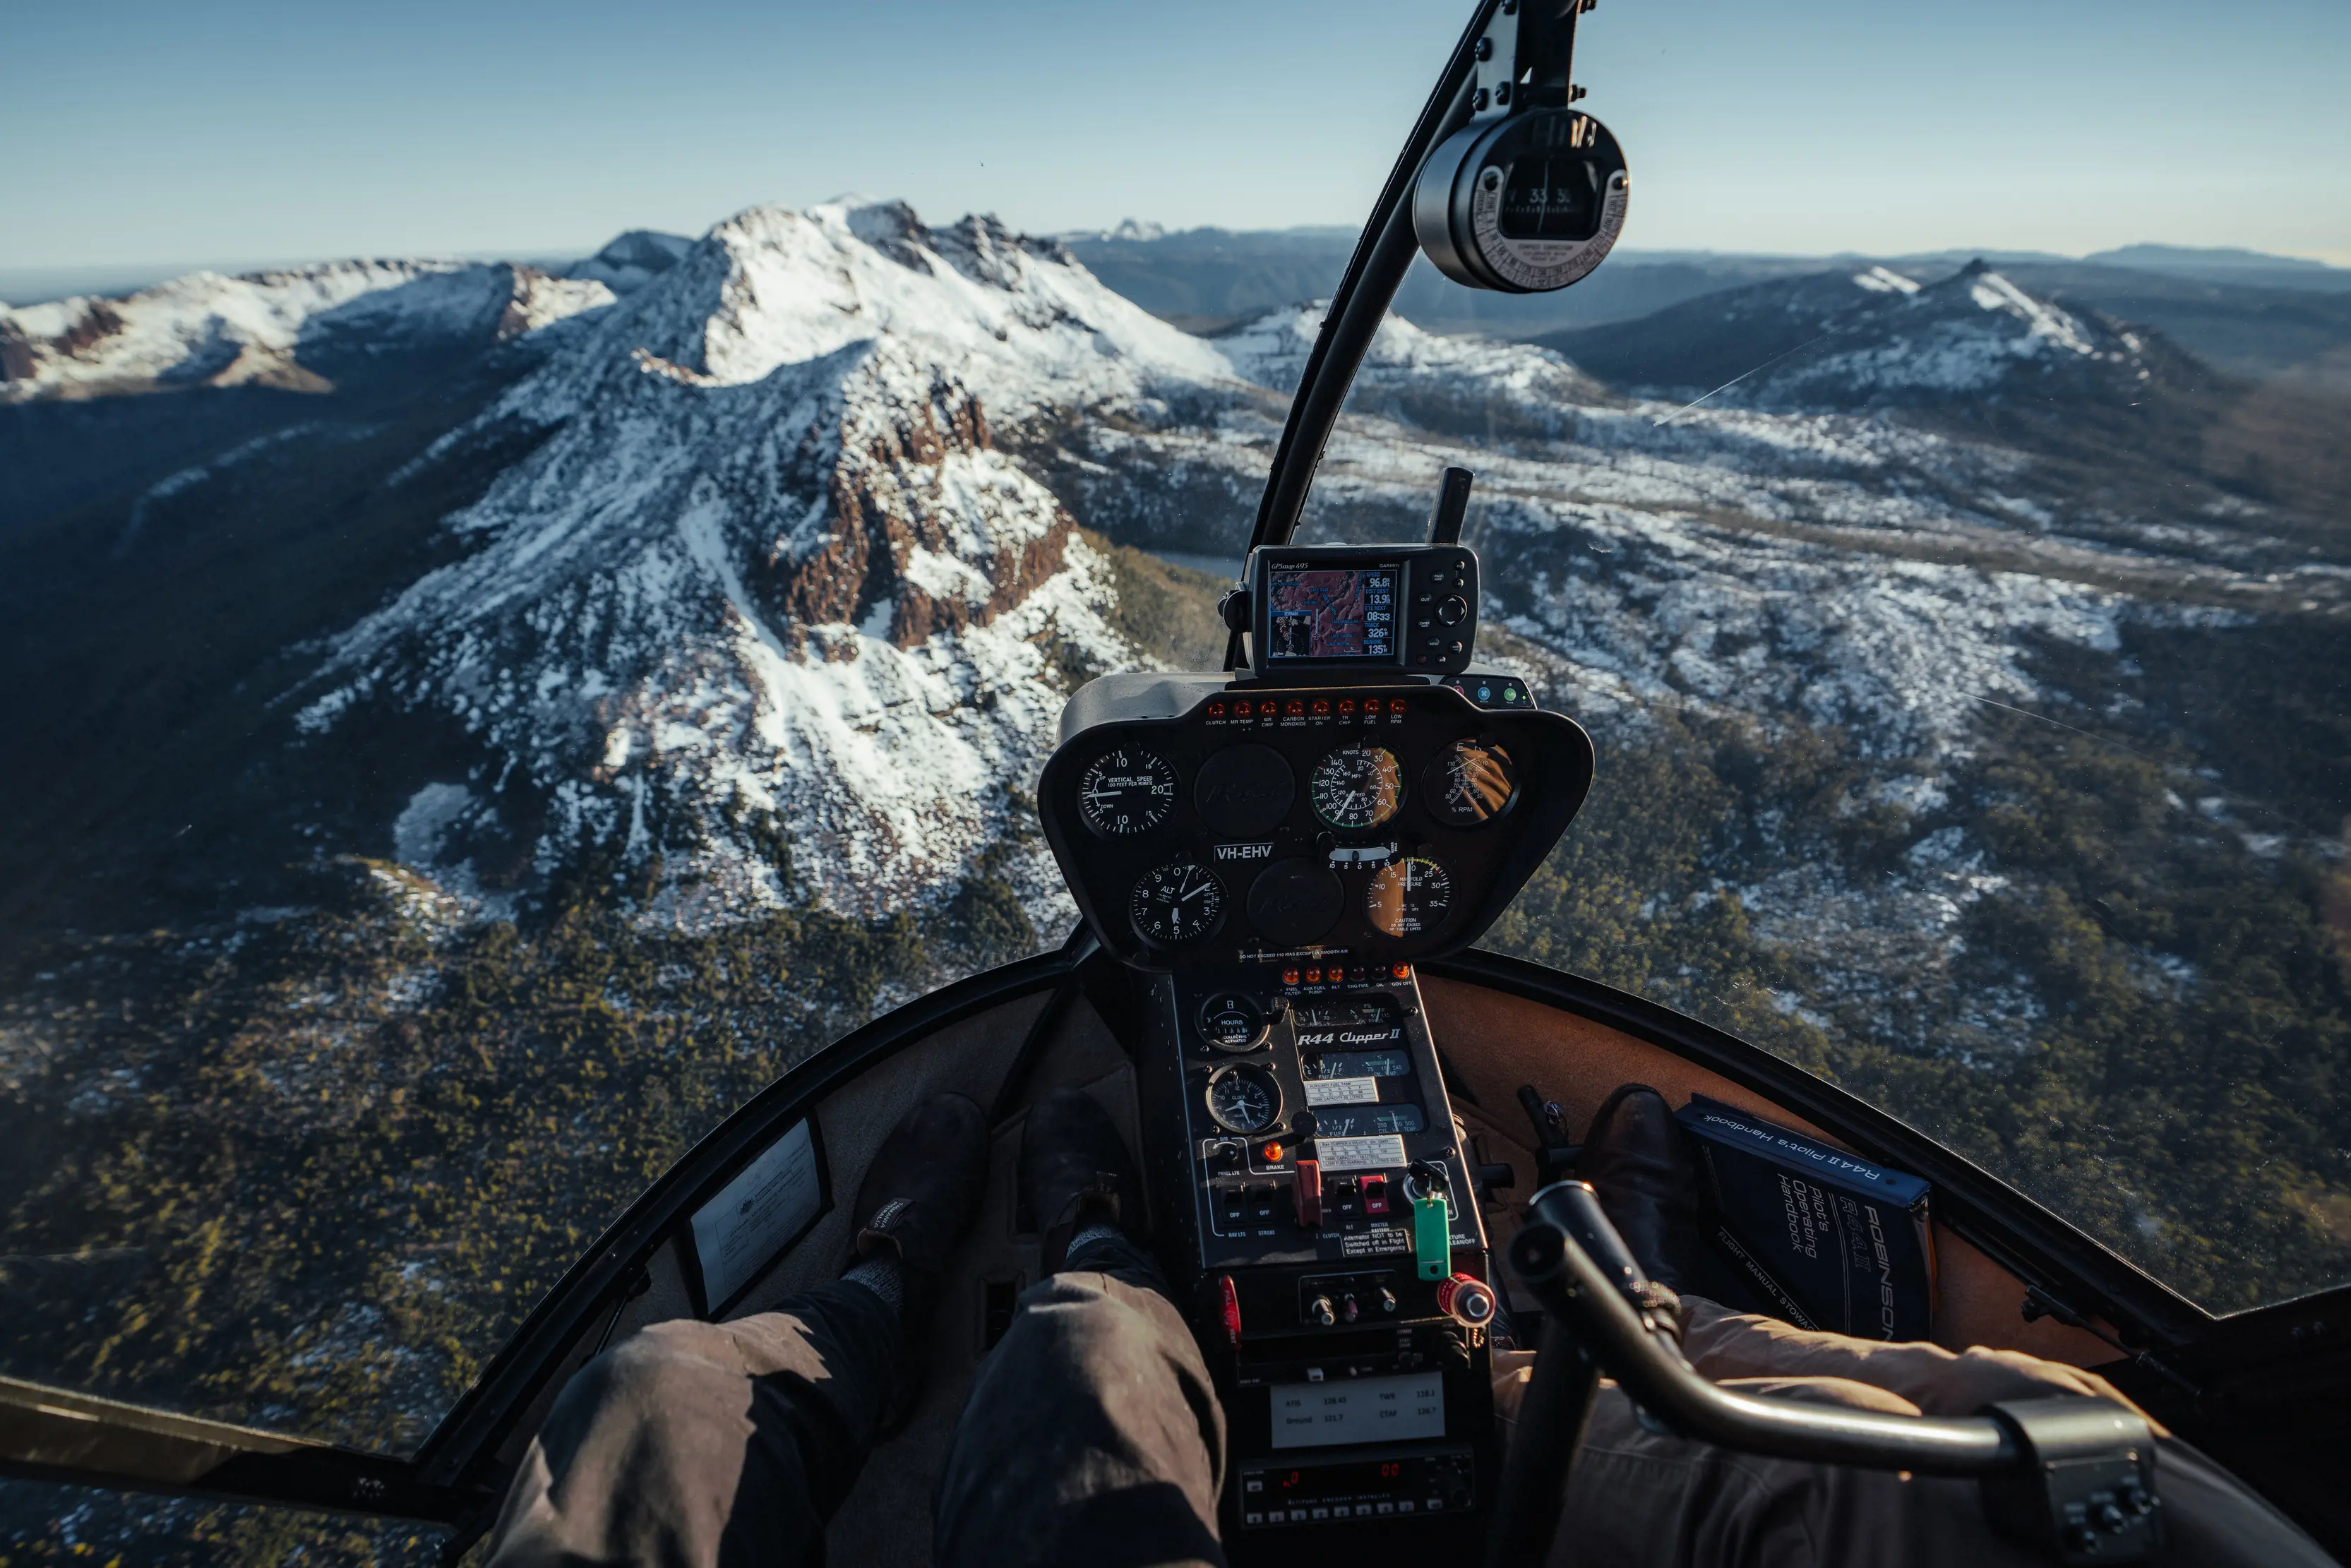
[934,1089,1228,1568]
[485,1093,989,1568]
[485,1283,902,1568]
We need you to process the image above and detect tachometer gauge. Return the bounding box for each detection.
[1366,855,1454,938]
[1079,748,1176,837]
[1310,744,1404,830]
[1130,861,1225,947]
[1206,1063,1282,1135]
[1424,739,1517,827]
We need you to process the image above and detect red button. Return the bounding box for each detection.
[1362,1175,1390,1216]
[1219,1274,1243,1347]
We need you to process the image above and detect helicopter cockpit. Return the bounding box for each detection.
[3,1,2346,1565]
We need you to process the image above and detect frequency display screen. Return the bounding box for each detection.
[1264,564,1399,662]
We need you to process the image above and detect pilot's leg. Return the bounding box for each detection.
[1534,1086,2335,1567]
[934,1089,1229,1568]
[483,1094,989,1568]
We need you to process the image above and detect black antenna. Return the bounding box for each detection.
[1427,466,1473,545]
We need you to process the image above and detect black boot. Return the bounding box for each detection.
[1019,1088,1145,1274]
[1577,1084,1706,1294]
[843,1091,988,1432]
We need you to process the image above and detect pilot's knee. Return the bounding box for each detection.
[573,1318,748,1424]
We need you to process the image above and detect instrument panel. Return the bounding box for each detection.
[1039,676,1593,974]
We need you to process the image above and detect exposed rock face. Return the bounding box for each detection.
[293,198,1232,926]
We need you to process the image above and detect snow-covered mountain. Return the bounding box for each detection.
[286,199,1236,924]
[1541,258,2191,414]
[7,201,2339,971]
[0,261,614,401]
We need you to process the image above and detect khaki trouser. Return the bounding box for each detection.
[487,1245,2333,1568]
[1497,1297,2334,1567]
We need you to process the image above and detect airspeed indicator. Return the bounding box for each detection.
[1310,744,1404,830]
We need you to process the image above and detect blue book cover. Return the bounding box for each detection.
[1675,1095,1937,1341]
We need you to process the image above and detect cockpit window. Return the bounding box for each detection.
[1473,402,2351,1313]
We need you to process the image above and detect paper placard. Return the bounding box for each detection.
[1315,1133,1408,1173]
[1271,1372,1444,1449]
[1304,1076,1380,1107]
[690,1118,824,1311]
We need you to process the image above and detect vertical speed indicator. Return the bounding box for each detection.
[1078,748,1177,837]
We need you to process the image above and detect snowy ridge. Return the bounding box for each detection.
[0,260,616,402]
[295,199,1243,925]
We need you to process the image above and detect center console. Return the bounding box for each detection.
[1035,532,1593,1560]
[1038,623,1592,1557]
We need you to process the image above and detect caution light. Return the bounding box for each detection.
[1392,962,1412,980]
[1387,698,1408,715]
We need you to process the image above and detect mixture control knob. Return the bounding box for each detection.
[1341,1293,1361,1324]
[1307,1294,1338,1329]
[1435,1272,1497,1329]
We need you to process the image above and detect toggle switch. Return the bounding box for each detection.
[1293,1159,1323,1228]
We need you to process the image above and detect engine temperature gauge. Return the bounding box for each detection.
[1079,748,1176,837]
[1366,855,1454,938]
[1206,1063,1282,1135]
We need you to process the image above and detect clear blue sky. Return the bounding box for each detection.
[4,0,2346,271]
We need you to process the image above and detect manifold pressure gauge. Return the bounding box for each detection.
[1207,1063,1283,1136]
[1413,108,1629,294]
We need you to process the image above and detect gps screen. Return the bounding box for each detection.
[1264,564,1399,661]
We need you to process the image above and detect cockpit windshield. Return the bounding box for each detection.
[2,0,2345,1560]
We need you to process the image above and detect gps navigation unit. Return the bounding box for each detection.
[1266,563,1401,660]
[1241,544,1480,679]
